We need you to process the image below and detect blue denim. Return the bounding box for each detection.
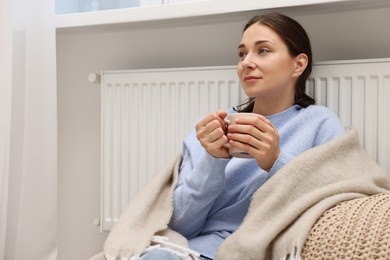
[139,248,214,260]
[140,248,180,260]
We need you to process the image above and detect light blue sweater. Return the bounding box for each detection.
[169,105,345,259]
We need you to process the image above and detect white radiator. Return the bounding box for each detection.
[100,59,390,231]
[100,66,243,231]
[307,59,390,172]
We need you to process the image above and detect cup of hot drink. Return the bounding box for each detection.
[225,113,260,158]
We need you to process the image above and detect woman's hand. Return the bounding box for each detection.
[227,115,280,171]
[195,110,230,158]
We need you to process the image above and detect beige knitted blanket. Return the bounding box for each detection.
[301,192,390,259]
[90,128,390,260]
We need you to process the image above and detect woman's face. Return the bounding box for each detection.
[237,23,299,107]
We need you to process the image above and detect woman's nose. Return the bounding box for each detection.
[242,55,255,70]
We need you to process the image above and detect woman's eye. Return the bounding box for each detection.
[258,48,270,54]
[238,51,247,59]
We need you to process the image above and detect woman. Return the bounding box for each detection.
[142,12,345,260]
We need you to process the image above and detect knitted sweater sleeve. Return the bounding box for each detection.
[269,106,345,176]
[169,128,230,239]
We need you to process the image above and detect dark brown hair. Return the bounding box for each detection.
[236,12,315,112]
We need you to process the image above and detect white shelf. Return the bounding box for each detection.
[55,0,366,31]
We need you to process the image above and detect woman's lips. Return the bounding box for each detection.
[243,76,261,83]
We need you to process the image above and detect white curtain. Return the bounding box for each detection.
[0,0,57,259]
[0,0,13,257]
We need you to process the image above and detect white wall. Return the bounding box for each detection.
[56,5,390,260]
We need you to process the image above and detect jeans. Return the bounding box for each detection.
[140,249,180,260]
[140,248,213,260]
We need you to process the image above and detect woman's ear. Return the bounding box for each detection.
[292,53,308,78]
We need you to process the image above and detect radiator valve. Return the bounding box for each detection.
[88,72,101,84]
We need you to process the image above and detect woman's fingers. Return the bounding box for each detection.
[226,115,280,171]
[195,110,230,158]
